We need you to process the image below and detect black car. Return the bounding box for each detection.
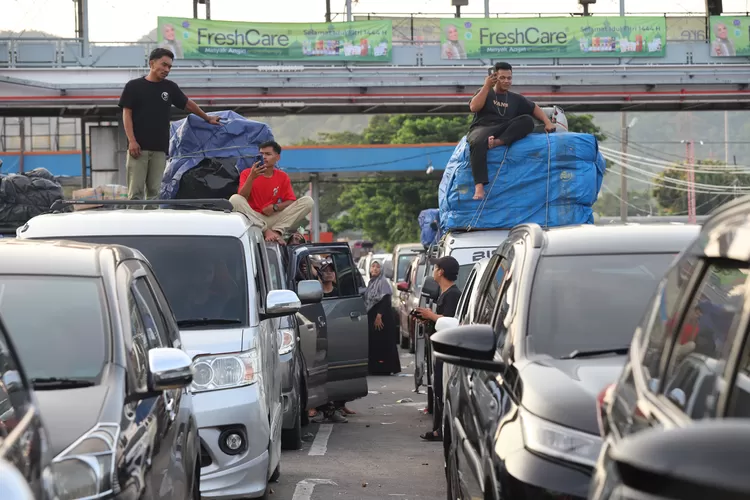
[0,315,49,499]
[430,222,700,500]
[592,196,750,499]
[0,239,200,499]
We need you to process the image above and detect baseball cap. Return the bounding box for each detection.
[313,257,334,270]
[430,256,460,281]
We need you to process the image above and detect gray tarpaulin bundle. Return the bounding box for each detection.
[0,168,66,228]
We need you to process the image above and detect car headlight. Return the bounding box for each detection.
[521,409,602,468]
[191,350,259,393]
[278,328,295,355]
[52,458,99,499]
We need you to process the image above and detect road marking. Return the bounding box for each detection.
[308,423,333,456]
[291,479,337,500]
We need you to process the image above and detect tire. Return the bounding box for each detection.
[400,332,410,349]
[281,390,303,450]
[270,463,281,482]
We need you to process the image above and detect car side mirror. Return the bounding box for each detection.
[0,459,35,500]
[397,281,409,292]
[148,347,194,391]
[599,420,750,500]
[264,289,301,318]
[297,279,323,304]
[382,261,394,280]
[421,277,440,301]
[430,324,504,372]
[435,316,459,332]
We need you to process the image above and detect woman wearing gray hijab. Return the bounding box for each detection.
[365,261,402,375]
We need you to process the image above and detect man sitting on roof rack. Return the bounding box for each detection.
[229,141,314,244]
[467,62,556,201]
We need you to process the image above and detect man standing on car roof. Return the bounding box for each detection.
[414,256,462,442]
[118,47,220,203]
[230,141,314,244]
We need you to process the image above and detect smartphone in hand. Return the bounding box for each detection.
[253,153,265,166]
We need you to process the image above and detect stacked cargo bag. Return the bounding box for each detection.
[438,132,606,231]
[0,168,68,232]
[418,208,441,249]
[161,110,275,199]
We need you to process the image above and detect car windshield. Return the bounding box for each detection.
[0,276,108,382]
[527,253,677,358]
[63,235,249,327]
[416,263,427,288]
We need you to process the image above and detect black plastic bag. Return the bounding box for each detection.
[0,168,65,225]
[175,158,240,200]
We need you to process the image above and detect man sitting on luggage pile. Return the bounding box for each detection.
[467,62,557,200]
[230,141,313,244]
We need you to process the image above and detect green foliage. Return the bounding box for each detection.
[652,160,750,215]
[593,190,656,217]
[566,113,606,141]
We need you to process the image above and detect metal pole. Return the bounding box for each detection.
[724,110,729,165]
[81,0,89,59]
[345,0,352,22]
[18,118,25,174]
[455,5,461,18]
[205,0,210,20]
[193,0,198,19]
[687,141,696,224]
[311,174,321,243]
[80,120,88,188]
[619,0,625,16]
[325,0,332,22]
[484,0,490,17]
[620,111,628,222]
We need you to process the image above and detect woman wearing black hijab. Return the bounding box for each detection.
[365,261,402,375]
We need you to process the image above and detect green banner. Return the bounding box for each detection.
[709,16,749,57]
[156,17,392,61]
[439,17,666,59]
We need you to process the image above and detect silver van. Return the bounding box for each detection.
[18,199,320,499]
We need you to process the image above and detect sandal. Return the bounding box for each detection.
[342,406,357,415]
[420,431,442,441]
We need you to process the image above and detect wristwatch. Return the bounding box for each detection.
[272,204,279,212]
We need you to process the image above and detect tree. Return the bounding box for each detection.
[566,113,606,141]
[593,190,656,217]
[652,160,750,215]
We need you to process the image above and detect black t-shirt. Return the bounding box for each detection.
[469,89,535,130]
[118,77,189,153]
[436,284,462,318]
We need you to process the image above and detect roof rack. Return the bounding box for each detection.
[49,199,234,213]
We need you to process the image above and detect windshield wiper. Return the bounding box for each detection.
[560,347,629,360]
[31,377,95,389]
[176,318,243,328]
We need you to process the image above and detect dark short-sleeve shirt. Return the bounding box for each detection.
[436,284,462,318]
[469,89,535,130]
[118,77,189,153]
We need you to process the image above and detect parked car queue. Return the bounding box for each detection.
[0,198,370,500]
[387,203,750,500]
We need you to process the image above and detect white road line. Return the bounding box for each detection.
[291,479,337,500]
[308,423,333,456]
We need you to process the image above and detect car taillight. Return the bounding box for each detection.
[596,383,616,438]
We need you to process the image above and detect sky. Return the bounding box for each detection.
[3,0,750,42]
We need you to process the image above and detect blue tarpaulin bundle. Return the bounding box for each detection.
[438,132,606,231]
[160,110,275,199]
[418,208,441,248]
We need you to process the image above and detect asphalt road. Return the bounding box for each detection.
[268,350,447,500]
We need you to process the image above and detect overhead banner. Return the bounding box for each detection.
[665,16,706,41]
[439,17,666,59]
[354,15,441,43]
[709,16,749,57]
[156,17,392,61]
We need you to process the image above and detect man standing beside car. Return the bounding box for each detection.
[414,256,462,441]
[118,47,220,202]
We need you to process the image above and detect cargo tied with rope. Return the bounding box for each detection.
[438,132,607,232]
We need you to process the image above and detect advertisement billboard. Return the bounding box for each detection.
[709,16,749,56]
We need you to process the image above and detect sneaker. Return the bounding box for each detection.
[311,412,325,424]
[328,410,348,423]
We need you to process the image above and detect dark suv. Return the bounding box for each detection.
[430,222,700,500]
[590,197,750,499]
[0,239,200,499]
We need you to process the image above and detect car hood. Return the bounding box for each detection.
[519,356,626,434]
[35,385,110,456]
[179,327,251,358]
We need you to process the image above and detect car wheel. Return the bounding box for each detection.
[446,446,461,500]
[270,463,281,482]
[281,390,303,450]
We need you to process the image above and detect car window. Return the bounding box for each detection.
[397,254,415,282]
[457,269,477,325]
[128,290,150,393]
[133,277,168,348]
[727,335,750,417]
[457,264,475,290]
[660,262,748,419]
[64,235,249,327]
[265,245,284,290]
[527,253,678,359]
[477,252,511,325]
[330,252,358,298]
[639,254,699,391]
[0,329,30,439]
[0,275,109,383]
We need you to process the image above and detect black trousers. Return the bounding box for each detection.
[433,358,444,433]
[467,115,535,185]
